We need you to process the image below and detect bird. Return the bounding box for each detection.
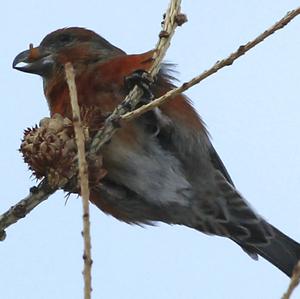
[13,27,300,277]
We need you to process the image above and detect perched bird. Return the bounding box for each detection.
[13,27,300,277]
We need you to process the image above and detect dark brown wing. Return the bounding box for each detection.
[209,144,235,186]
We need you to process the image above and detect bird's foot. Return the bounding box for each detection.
[124,69,154,104]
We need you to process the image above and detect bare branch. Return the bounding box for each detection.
[149,0,185,74]
[282,261,300,299]
[0,179,55,240]
[89,0,183,155]
[122,7,300,121]
[65,63,93,299]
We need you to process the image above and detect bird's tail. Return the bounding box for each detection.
[249,224,300,277]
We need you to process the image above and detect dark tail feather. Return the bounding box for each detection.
[250,224,300,277]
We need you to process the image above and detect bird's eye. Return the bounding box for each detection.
[58,34,73,44]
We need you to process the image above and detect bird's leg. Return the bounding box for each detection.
[125,70,170,137]
[124,69,154,105]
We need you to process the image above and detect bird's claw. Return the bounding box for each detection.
[124,70,154,104]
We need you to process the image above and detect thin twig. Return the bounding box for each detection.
[149,0,184,75]
[122,7,300,121]
[0,179,55,240]
[65,63,92,299]
[89,0,183,155]
[282,261,300,299]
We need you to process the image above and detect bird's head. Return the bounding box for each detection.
[13,27,125,78]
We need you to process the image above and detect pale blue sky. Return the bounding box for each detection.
[1,1,300,298]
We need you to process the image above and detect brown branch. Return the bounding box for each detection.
[0,179,55,240]
[149,0,185,75]
[88,0,183,155]
[282,261,300,299]
[122,6,300,121]
[65,63,92,299]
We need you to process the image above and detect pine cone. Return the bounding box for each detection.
[20,113,106,190]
